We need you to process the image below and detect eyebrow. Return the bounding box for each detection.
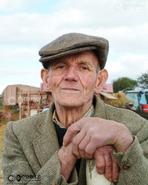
[78,60,94,67]
[50,59,65,66]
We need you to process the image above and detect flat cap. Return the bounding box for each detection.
[39,33,109,69]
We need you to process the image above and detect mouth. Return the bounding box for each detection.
[61,88,80,92]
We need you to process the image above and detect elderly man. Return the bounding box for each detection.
[2,33,148,185]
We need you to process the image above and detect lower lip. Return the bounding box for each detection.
[61,89,80,92]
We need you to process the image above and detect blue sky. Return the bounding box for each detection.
[0,0,148,93]
[0,0,59,14]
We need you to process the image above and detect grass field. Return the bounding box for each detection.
[0,124,6,154]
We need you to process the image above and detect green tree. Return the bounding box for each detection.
[137,71,148,89]
[113,77,137,93]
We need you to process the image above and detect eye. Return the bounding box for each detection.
[80,65,89,71]
[55,63,65,69]
[82,66,88,70]
[57,65,64,69]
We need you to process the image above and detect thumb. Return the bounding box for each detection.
[63,121,81,146]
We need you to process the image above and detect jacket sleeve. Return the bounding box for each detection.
[113,136,148,185]
[112,111,148,185]
[2,122,78,185]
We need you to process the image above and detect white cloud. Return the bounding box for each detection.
[0,0,22,10]
[107,54,148,82]
[57,0,148,26]
[0,46,38,61]
[1,13,148,54]
[0,0,148,93]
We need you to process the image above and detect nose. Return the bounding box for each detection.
[64,66,78,81]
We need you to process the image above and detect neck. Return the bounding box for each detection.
[55,101,92,128]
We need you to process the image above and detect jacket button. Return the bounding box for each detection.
[122,163,130,170]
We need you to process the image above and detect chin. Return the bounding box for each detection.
[58,97,83,107]
[60,101,83,108]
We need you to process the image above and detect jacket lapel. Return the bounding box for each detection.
[32,104,59,167]
[93,96,107,119]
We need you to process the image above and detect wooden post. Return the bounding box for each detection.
[19,102,22,120]
[27,92,30,116]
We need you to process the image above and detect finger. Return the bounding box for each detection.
[79,134,91,158]
[72,131,85,158]
[104,153,112,182]
[85,138,97,156]
[79,134,89,151]
[112,156,119,182]
[95,154,105,174]
[78,133,87,158]
[79,147,85,158]
[63,122,81,146]
[71,143,80,158]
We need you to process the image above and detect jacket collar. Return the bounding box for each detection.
[93,95,107,119]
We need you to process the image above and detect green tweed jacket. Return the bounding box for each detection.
[2,97,148,185]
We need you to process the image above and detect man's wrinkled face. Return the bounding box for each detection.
[42,51,106,107]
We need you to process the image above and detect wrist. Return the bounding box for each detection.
[58,146,77,168]
[114,125,133,152]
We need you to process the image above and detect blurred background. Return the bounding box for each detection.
[0,0,148,184]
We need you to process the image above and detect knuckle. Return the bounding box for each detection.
[91,135,99,142]
[96,163,104,170]
[73,136,80,145]
[72,139,78,146]
[85,154,92,159]
[79,143,85,150]
[95,149,103,155]
[86,151,93,158]
[85,148,93,155]
[89,127,95,134]
[106,174,112,181]
[72,151,79,158]
[68,126,74,133]
[114,173,119,180]
[85,150,92,156]
[106,161,112,167]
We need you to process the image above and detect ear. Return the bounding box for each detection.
[94,69,108,93]
[41,68,50,91]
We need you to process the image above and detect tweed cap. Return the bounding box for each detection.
[39,33,109,69]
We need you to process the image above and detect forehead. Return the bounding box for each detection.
[53,50,99,66]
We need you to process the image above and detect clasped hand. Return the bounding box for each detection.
[62,117,133,182]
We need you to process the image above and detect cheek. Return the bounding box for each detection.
[47,73,63,91]
[80,74,97,91]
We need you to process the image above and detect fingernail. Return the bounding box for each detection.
[97,170,104,174]
[106,177,112,182]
